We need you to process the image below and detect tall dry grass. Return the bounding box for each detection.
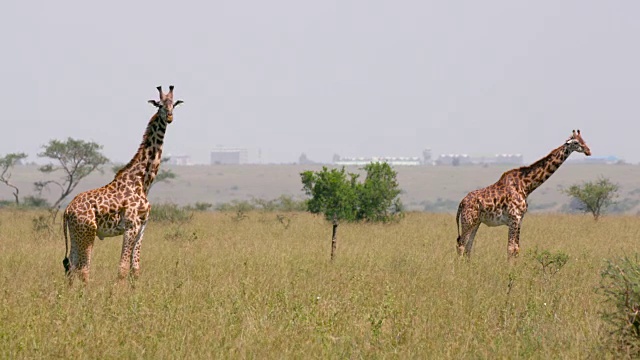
[0,210,636,358]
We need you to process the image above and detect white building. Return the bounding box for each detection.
[166,154,191,166]
[436,153,523,166]
[210,147,248,165]
[334,156,422,166]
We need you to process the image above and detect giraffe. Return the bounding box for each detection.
[455,130,591,258]
[62,85,183,283]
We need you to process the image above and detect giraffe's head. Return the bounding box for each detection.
[565,129,591,156]
[148,85,183,123]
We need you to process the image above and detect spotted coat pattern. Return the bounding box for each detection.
[455,130,591,258]
[63,86,183,283]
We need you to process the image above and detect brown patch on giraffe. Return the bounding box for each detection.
[455,130,591,258]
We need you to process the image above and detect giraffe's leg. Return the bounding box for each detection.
[67,232,80,285]
[507,216,523,258]
[68,224,95,284]
[130,220,148,278]
[460,225,480,257]
[77,238,95,284]
[118,226,140,279]
[457,222,480,257]
[457,205,481,257]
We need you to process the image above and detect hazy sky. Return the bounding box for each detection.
[2,1,639,165]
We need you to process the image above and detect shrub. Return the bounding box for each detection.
[563,177,619,220]
[529,247,569,281]
[32,214,54,233]
[252,195,307,212]
[273,195,307,212]
[215,200,256,213]
[0,200,15,208]
[185,202,213,212]
[598,255,640,356]
[150,203,193,224]
[215,196,307,213]
[22,196,50,209]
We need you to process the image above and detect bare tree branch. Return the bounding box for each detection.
[0,152,28,205]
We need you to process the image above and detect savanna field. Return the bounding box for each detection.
[2,210,640,358]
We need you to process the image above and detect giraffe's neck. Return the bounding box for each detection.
[114,112,168,195]
[517,144,571,196]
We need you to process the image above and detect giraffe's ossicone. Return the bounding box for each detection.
[455,130,591,258]
[63,85,183,284]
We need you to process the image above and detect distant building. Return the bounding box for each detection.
[298,153,318,165]
[436,154,471,166]
[436,153,523,166]
[166,155,191,166]
[210,147,248,165]
[334,156,422,166]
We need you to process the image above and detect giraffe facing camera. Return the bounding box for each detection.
[147,85,184,123]
[455,130,591,258]
[62,85,183,284]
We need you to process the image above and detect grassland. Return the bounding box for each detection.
[2,163,640,213]
[1,209,638,358]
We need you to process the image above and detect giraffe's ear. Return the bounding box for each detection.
[173,100,184,107]
[148,100,161,107]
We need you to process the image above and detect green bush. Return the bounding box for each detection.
[528,247,568,281]
[184,202,213,212]
[215,200,256,213]
[252,195,307,212]
[598,255,640,356]
[0,200,15,208]
[22,196,50,209]
[150,203,193,224]
[32,214,52,233]
[215,196,307,213]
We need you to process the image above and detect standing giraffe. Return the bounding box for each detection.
[62,85,183,283]
[456,130,591,258]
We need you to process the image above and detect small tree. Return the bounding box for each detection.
[36,138,109,209]
[563,177,619,220]
[0,152,28,205]
[301,167,359,260]
[301,163,403,260]
[357,162,403,222]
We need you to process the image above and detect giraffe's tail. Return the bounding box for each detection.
[456,200,464,242]
[62,211,70,275]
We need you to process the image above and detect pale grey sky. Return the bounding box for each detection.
[1,1,638,164]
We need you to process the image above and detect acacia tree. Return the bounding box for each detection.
[0,152,28,205]
[36,138,109,209]
[300,163,403,260]
[301,167,359,260]
[563,177,619,221]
